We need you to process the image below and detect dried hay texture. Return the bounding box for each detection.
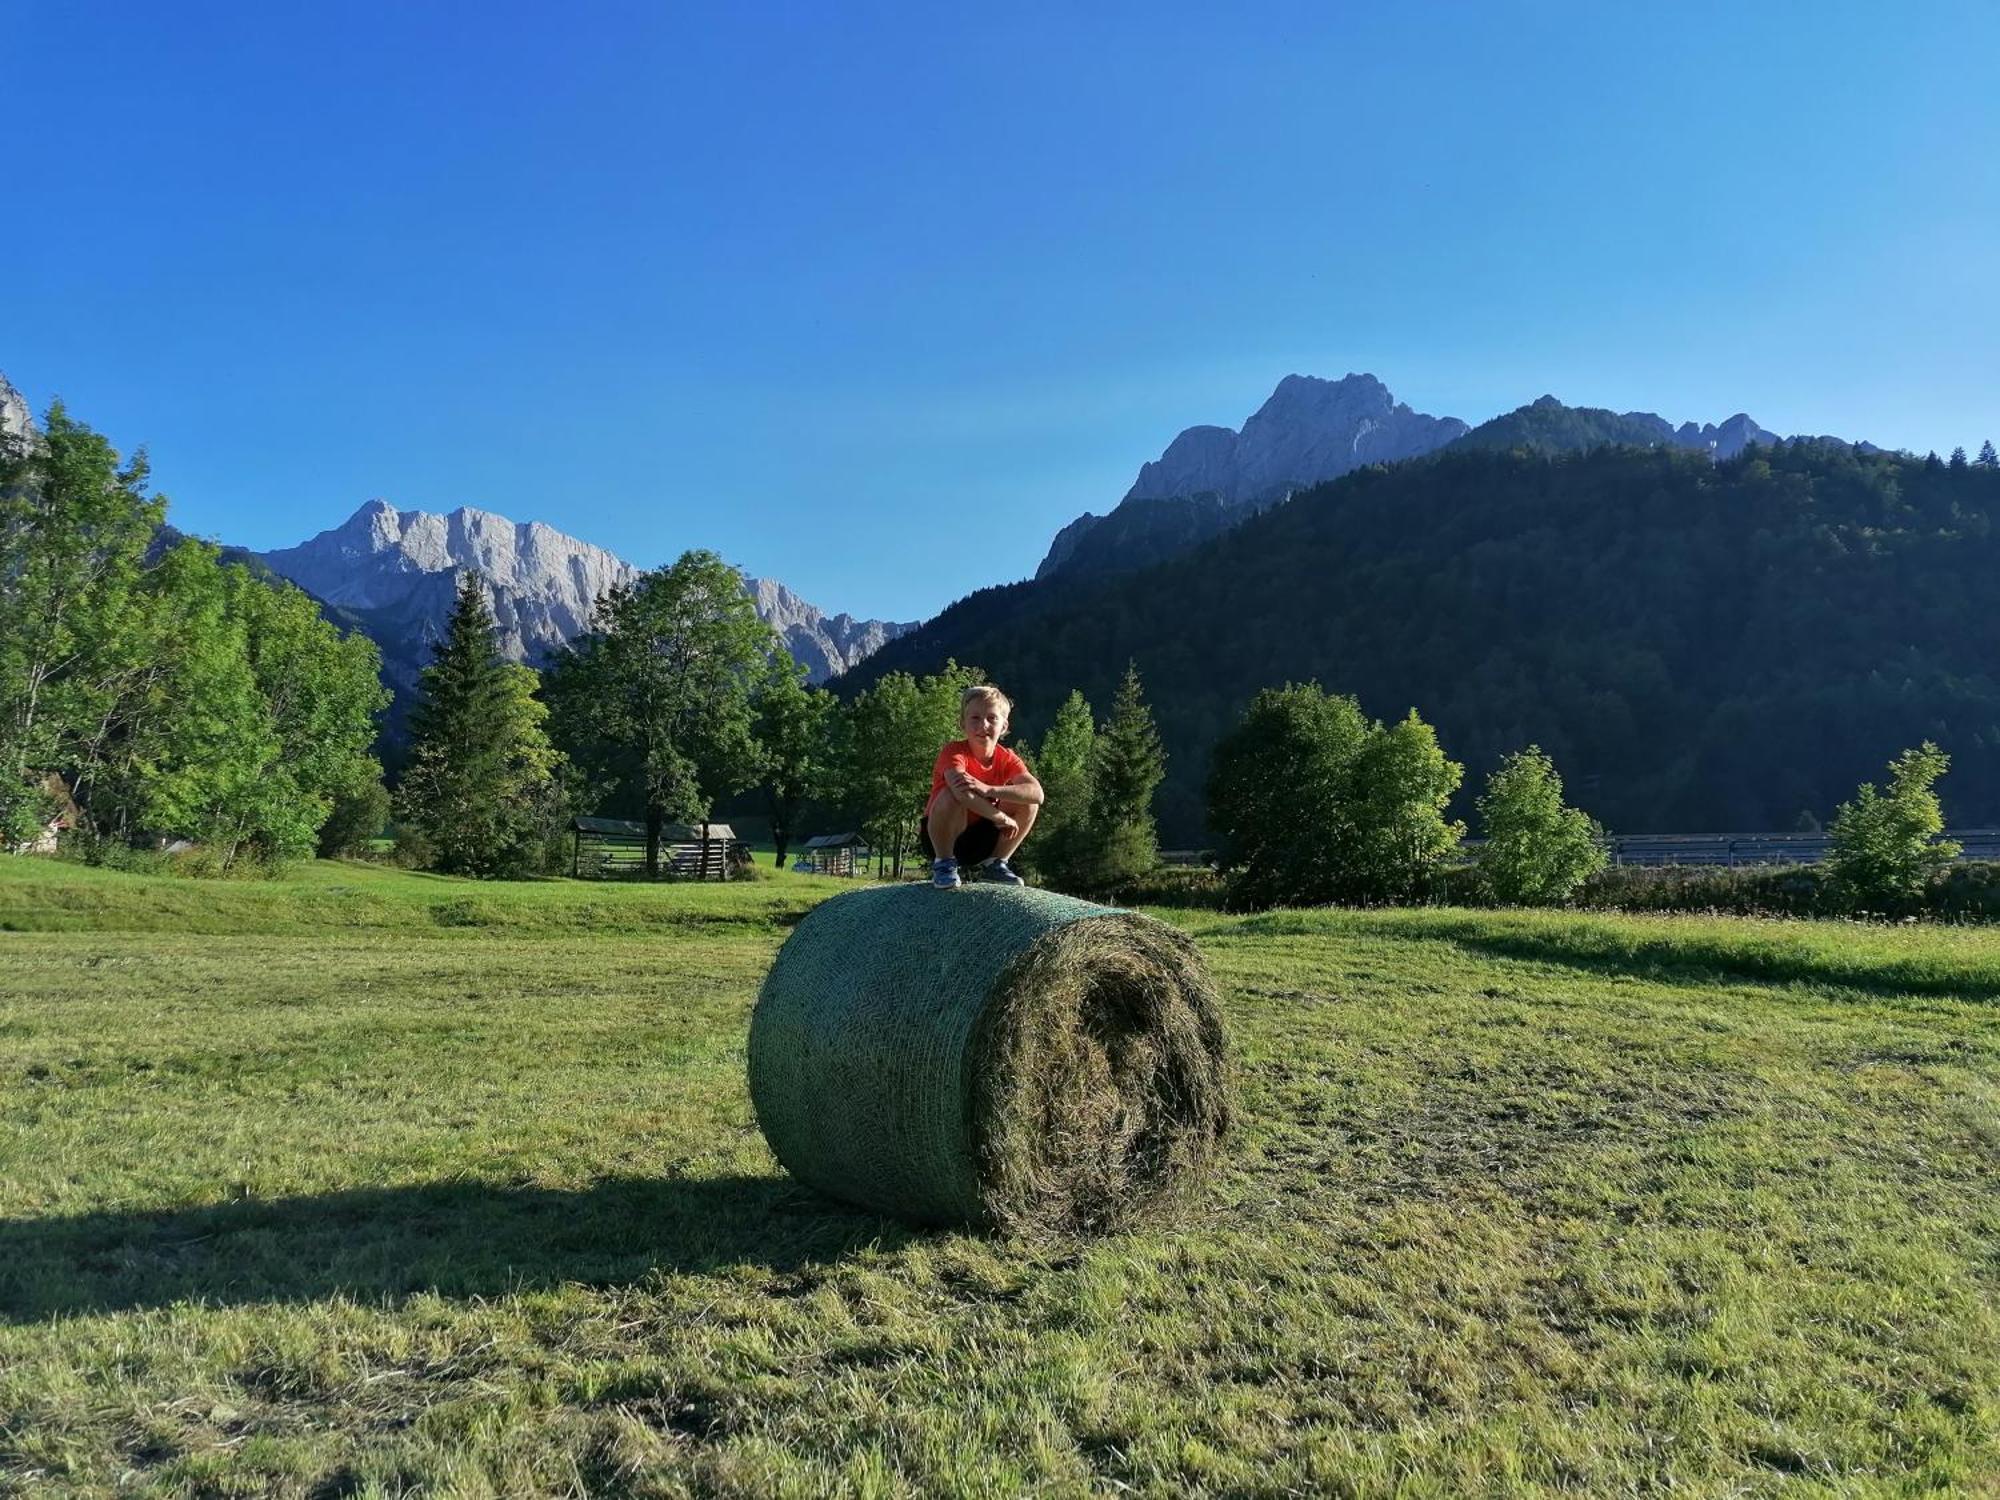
[748,883,1231,1235]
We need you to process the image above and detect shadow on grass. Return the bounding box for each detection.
[1283,914,2000,1004]
[0,1174,916,1322]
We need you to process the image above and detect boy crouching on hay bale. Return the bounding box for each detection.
[922,684,1043,889]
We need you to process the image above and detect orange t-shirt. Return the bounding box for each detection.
[928,740,1029,818]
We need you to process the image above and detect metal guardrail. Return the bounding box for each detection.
[1474,830,2000,868]
[1166,833,2000,870]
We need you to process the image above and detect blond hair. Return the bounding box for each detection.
[960,683,1013,725]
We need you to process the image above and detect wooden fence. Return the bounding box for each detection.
[571,817,741,880]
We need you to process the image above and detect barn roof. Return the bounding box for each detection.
[803,832,869,849]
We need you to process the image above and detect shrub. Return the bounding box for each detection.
[1576,862,1831,917]
[1095,863,1228,909]
[1825,742,1960,911]
[318,776,392,858]
[389,822,436,870]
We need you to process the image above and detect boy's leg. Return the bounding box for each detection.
[925,791,973,868]
[989,799,1038,861]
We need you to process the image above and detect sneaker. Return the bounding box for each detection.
[977,857,1024,886]
[931,858,962,889]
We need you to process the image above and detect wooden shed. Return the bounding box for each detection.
[571,816,741,880]
[799,831,872,877]
[7,774,80,856]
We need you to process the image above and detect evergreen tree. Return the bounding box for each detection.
[1475,745,1607,905]
[396,571,560,876]
[1825,742,1960,909]
[1950,446,1969,471]
[1016,688,1095,886]
[1077,662,1164,892]
[1977,440,1998,469]
[752,656,836,868]
[543,550,774,877]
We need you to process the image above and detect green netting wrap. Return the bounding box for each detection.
[748,883,1231,1235]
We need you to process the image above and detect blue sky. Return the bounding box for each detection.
[5,1,1996,621]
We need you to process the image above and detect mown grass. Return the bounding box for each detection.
[0,857,831,936]
[1,860,1996,1496]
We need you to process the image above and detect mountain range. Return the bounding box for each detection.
[1035,374,1798,581]
[252,500,914,716]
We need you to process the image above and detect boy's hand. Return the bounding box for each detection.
[989,809,1019,835]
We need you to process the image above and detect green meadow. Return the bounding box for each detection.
[0,857,1995,1497]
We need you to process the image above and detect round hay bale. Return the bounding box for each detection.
[748,883,1231,1235]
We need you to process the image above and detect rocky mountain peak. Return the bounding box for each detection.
[0,371,34,444]
[1122,372,1469,512]
[256,502,910,691]
[1041,371,1469,578]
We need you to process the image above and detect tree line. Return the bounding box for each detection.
[5,396,1978,916]
[0,394,1180,887]
[847,438,2000,844]
[390,550,1178,891]
[1198,680,1960,912]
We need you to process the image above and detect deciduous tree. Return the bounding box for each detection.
[1475,745,1607,904]
[1344,709,1465,901]
[836,661,983,877]
[1208,683,1462,907]
[1826,742,1960,909]
[544,551,774,877]
[0,401,161,843]
[840,671,927,877]
[753,657,836,868]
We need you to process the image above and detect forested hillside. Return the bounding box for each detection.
[851,442,2000,843]
[1450,395,1781,458]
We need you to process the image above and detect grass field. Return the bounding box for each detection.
[1,858,1996,1497]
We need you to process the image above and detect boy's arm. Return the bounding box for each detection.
[945,765,1045,806]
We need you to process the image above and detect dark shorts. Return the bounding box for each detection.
[918,808,999,865]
